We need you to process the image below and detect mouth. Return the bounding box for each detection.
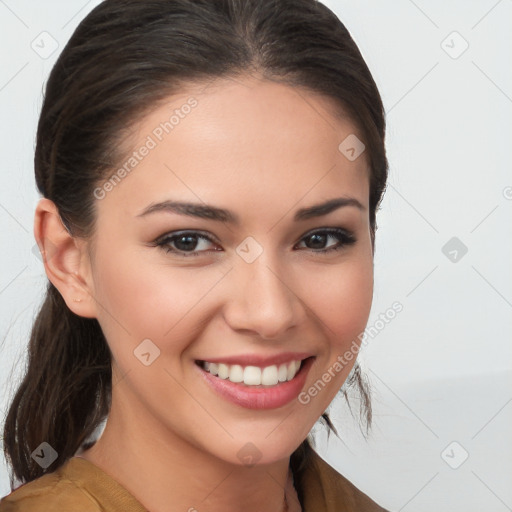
[194,356,316,409]
[195,357,309,387]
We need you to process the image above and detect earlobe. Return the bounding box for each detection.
[33,198,97,319]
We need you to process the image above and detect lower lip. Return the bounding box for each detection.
[195,357,315,410]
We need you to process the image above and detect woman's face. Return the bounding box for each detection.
[84,75,373,466]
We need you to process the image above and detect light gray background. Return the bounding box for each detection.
[1,1,511,511]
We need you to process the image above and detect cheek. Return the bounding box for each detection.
[92,257,166,338]
[91,248,224,353]
[306,256,374,348]
[300,254,373,413]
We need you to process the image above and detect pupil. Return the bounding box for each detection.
[308,233,326,249]
[176,235,197,251]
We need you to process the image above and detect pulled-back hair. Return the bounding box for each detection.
[2,0,388,493]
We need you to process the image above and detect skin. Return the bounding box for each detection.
[35,74,374,512]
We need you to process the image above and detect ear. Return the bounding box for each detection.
[34,198,98,319]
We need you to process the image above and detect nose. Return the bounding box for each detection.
[222,250,305,340]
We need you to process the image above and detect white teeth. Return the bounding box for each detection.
[229,364,244,383]
[218,363,229,379]
[261,365,278,386]
[287,361,297,381]
[201,359,303,386]
[278,363,288,382]
[244,366,261,385]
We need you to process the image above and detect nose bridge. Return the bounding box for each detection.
[224,240,301,339]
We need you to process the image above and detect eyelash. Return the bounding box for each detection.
[153,228,357,258]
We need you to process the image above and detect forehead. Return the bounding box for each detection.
[96,75,370,224]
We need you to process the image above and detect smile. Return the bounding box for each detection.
[197,359,302,386]
[195,356,316,410]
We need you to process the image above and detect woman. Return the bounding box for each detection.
[0,0,390,510]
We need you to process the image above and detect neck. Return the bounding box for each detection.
[79,389,295,512]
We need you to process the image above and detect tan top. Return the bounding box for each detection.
[0,450,389,511]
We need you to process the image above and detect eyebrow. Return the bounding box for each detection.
[136,196,365,224]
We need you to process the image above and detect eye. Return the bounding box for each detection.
[154,231,220,257]
[153,227,356,257]
[295,228,356,254]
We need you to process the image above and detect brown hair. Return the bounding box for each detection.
[2,0,388,494]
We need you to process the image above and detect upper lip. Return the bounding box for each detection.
[196,352,314,368]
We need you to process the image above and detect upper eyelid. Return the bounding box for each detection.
[155,230,218,245]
